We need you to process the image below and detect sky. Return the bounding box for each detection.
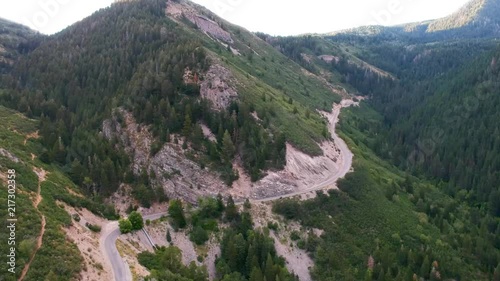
[0,0,471,35]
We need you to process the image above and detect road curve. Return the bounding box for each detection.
[100,100,355,281]
[253,101,354,203]
[101,213,169,281]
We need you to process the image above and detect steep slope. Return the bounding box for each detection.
[427,0,500,32]
[1,0,345,206]
[0,18,40,73]
[283,10,500,281]
[329,0,500,41]
[0,105,118,281]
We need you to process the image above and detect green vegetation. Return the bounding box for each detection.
[139,246,209,281]
[251,25,500,280]
[215,205,298,281]
[0,0,342,205]
[0,106,109,280]
[188,196,225,245]
[129,211,144,230]
[119,211,144,234]
[0,18,40,73]
[119,218,133,234]
[169,199,187,230]
[1,0,499,280]
[271,93,500,280]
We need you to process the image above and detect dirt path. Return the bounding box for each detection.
[18,168,47,281]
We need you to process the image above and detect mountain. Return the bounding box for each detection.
[330,0,500,40]
[427,0,500,32]
[1,0,500,280]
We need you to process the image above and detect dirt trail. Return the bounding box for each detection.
[18,168,47,281]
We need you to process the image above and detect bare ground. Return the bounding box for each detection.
[116,236,150,279]
[23,130,39,145]
[232,99,358,202]
[145,222,200,266]
[62,204,113,281]
[250,203,315,281]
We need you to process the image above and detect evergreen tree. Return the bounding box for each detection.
[250,267,264,281]
[222,130,236,163]
[225,195,239,222]
[166,229,172,243]
[169,200,187,229]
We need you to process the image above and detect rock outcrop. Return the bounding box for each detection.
[200,64,238,110]
[103,109,228,204]
[166,0,233,44]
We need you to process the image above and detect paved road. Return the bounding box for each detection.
[100,100,355,281]
[101,213,167,281]
[253,102,354,203]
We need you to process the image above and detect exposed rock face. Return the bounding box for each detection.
[103,97,356,204]
[318,55,340,63]
[232,100,357,201]
[166,0,233,44]
[103,109,228,204]
[243,142,342,199]
[200,64,238,110]
[149,144,227,203]
[0,148,20,163]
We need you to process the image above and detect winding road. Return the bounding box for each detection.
[100,100,356,281]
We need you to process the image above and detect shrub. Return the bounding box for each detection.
[119,218,133,234]
[129,211,144,230]
[190,226,209,245]
[86,223,101,233]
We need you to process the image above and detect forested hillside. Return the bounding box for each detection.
[268,40,500,280]
[0,106,117,281]
[1,0,499,280]
[0,0,341,203]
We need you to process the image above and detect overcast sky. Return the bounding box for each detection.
[0,0,471,35]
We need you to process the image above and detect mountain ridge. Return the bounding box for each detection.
[327,0,500,39]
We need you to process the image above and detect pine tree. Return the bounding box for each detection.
[183,112,192,137]
[222,130,236,163]
[166,229,172,243]
[250,267,264,281]
[225,195,239,222]
[169,200,187,229]
[264,254,276,281]
[494,263,500,281]
[420,256,431,279]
